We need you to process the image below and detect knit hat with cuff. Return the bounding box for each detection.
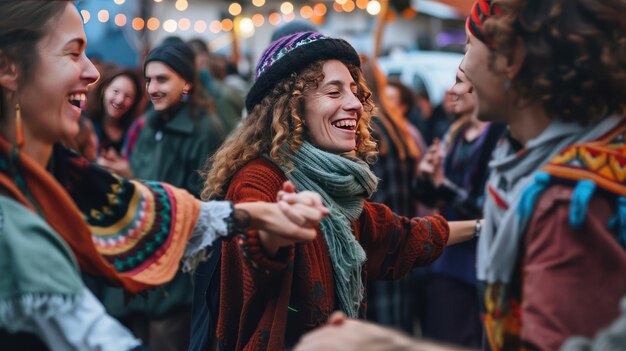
[245,31,361,112]
[144,42,196,83]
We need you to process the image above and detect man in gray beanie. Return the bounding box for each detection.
[98,40,225,351]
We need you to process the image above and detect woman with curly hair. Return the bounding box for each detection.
[201,32,477,350]
[0,2,329,349]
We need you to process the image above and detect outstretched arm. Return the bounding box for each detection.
[183,181,328,270]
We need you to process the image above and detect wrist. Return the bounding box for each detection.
[229,203,252,236]
[473,218,482,239]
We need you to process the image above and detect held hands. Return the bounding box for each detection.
[238,181,329,255]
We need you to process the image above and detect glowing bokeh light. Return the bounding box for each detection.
[366,0,381,15]
[209,20,222,33]
[280,2,294,15]
[97,9,109,23]
[80,10,90,24]
[114,14,127,26]
[268,12,281,25]
[132,17,145,30]
[313,3,327,16]
[229,3,242,16]
[221,18,234,31]
[300,5,314,18]
[178,18,191,31]
[252,13,265,27]
[147,17,160,30]
[194,20,207,33]
[175,0,188,11]
[342,0,355,12]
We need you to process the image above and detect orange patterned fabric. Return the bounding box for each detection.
[0,138,199,293]
[543,120,626,196]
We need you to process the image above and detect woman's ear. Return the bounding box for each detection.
[0,52,19,91]
[506,37,526,80]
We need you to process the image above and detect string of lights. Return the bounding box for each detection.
[80,0,384,35]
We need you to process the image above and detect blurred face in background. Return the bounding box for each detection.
[448,69,476,116]
[103,75,136,119]
[145,61,190,111]
[385,85,409,115]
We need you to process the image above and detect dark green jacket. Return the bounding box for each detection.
[131,104,224,197]
[97,104,224,318]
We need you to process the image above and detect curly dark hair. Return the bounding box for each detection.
[483,0,626,125]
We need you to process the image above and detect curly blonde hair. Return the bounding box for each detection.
[201,60,377,200]
[483,0,626,125]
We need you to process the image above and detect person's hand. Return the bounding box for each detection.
[97,149,133,178]
[277,181,328,228]
[294,312,418,351]
[236,182,329,255]
[418,140,445,186]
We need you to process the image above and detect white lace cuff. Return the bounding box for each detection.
[182,200,232,272]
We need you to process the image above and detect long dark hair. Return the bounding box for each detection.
[86,68,144,131]
[0,1,69,122]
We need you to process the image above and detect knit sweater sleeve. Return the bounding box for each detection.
[358,201,449,280]
[218,159,297,350]
[224,158,295,275]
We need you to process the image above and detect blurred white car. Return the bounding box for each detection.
[378,51,463,105]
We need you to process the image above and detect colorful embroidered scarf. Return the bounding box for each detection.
[478,115,623,350]
[0,139,199,293]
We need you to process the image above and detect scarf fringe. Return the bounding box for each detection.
[0,292,82,333]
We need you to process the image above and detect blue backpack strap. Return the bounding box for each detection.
[518,172,551,225]
[609,197,626,248]
[569,180,597,229]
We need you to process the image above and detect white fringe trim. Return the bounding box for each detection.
[182,200,231,273]
[0,292,82,333]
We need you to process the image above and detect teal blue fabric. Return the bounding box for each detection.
[517,172,551,225]
[0,196,82,331]
[570,180,597,229]
[271,142,378,317]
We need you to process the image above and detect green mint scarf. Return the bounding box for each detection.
[272,142,378,317]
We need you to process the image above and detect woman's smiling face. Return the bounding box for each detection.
[16,3,100,144]
[303,60,364,154]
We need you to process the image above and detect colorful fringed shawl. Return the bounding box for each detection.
[482,117,626,350]
[0,139,199,293]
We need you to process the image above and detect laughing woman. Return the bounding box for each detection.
[0,2,327,350]
[84,68,144,156]
[202,32,478,350]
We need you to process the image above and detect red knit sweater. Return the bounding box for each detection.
[215,158,449,350]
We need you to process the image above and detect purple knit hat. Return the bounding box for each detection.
[245,31,361,112]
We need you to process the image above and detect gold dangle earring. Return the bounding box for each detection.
[15,103,24,148]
